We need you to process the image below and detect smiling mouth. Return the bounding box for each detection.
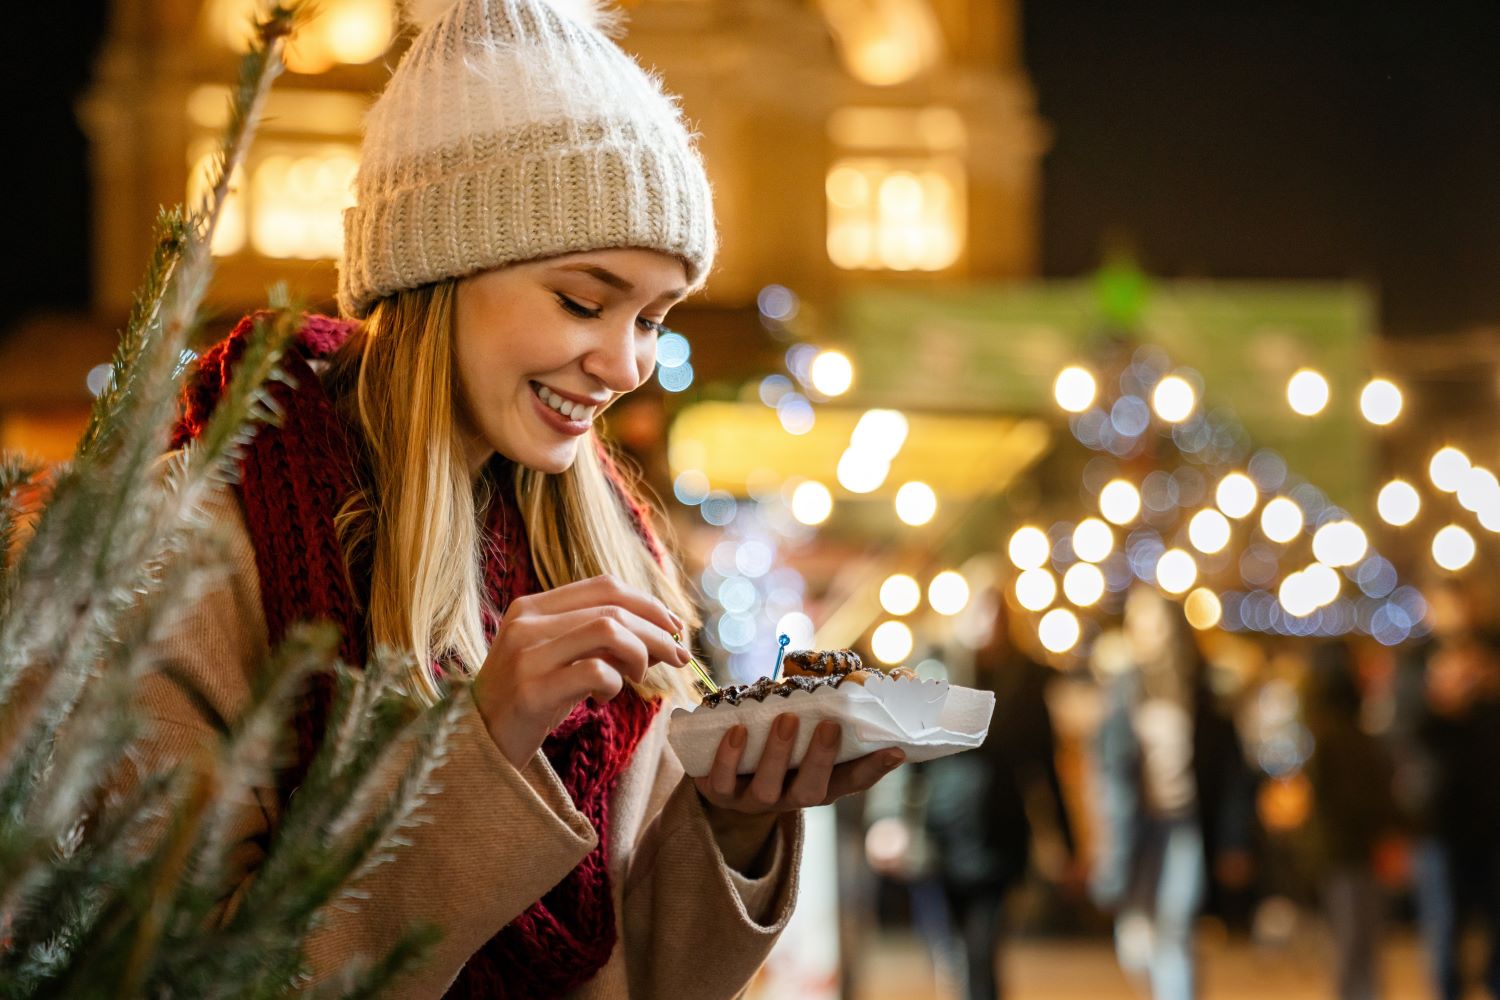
[530,381,599,423]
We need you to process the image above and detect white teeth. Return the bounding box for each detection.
[535,384,595,422]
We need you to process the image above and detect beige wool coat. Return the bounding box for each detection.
[127,486,803,998]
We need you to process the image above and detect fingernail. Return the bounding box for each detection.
[818,722,840,748]
[729,725,746,749]
[776,714,797,740]
[675,642,692,665]
[880,750,904,769]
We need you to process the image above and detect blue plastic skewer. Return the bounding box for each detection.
[772,633,790,681]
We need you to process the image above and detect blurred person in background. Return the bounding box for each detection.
[1392,579,1500,1000]
[1302,640,1400,1000]
[1090,585,1256,1000]
[863,592,1077,1000]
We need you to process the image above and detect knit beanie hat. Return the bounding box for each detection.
[338,0,717,318]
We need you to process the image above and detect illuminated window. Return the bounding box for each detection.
[202,0,395,74]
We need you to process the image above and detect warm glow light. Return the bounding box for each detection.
[871,620,915,664]
[809,349,855,397]
[1007,526,1050,571]
[1433,525,1476,571]
[837,448,890,494]
[1377,480,1421,527]
[826,156,964,271]
[879,574,921,616]
[928,571,971,616]
[850,409,910,458]
[1458,467,1500,514]
[1360,378,1403,426]
[791,480,833,525]
[1429,447,1470,493]
[1216,473,1259,520]
[1072,518,1114,563]
[1184,588,1222,630]
[1189,509,1232,554]
[1063,563,1105,607]
[1279,571,1316,618]
[1155,549,1198,595]
[1302,562,1341,607]
[1287,369,1330,416]
[1099,479,1142,525]
[1152,375,1197,423]
[1014,569,1057,612]
[1312,520,1368,568]
[895,481,938,526]
[1261,497,1304,543]
[321,0,394,64]
[1053,366,1097,413]
[1038,608,1081,653]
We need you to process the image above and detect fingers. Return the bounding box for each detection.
[548,657,625,706]
[784,721,841,808]
[702,725,749,799]
[825,748,905,801]
[511,575,683,635]
[745,714,798,809]
[526,606,689,679]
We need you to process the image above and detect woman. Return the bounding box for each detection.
[147,1,905,995]
[1090,585,1254,1000]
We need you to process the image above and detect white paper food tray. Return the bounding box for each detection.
[668,675,995,777]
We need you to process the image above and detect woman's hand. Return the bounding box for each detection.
[472,574,691,768]
[693,715,905,868]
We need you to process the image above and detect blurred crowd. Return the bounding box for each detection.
[839,573,1500,1000]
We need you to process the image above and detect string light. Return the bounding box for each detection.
[1152,375,1197,423]
[1188,509,1232,554]
[1458,467,1500,514]
[1359,378,1403,426]
[1054,366,1097,413]
[1038,608,1081,653]
[928,571,971,616]
[1216,473,1259,519]
[1072,518,1115,563]
[809,349,855,397]
[879,574,921,616]
[1007,527,1050,571]
[1184,588,1223,630]
[1287,369,1330,416]
[1015,568,1057,611]
[1429,447,1471,493]
[871,621,914,663]
[1155,549,1198,594]
[1063,563,1105,607]
[790,481,833,525]
[1432,525,1476,571]
[1377,480,1421,526]
[895,481,938,526]
[1261,497,1304,543]
[1099,479,1142,525]
[1312,520,1368,568]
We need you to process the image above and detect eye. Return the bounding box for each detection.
[554,292,601,319]
[637,317,666,335]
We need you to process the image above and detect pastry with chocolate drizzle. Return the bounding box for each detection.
[700,648,917,708]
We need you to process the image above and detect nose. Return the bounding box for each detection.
[580,321,652,395]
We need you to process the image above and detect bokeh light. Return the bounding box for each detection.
[895,481,938,526]
[1287,369,1330,416]
[1216,472,1259,519]
[809,349,854,397]
[1376,480,1421,526]
[836,448,889,494]
[1053,366,1097,413]
[1015,568,1057,611]
[1261,497,1304,543]
[1063,562,1105,607]
[1007,526,1051,570]
[1302,562,1341,607]
[1359,378,1403,426]
[1072,518,1114,563]
[1038,608,1081,653]
[1312,520,1368,567]
[928,571,971,616]
[1189,508,1232,554]
[1429,447,1471,493]
[1432,524,1476,571]
[790,480,833,525]
[1184,588,1223,630]
[1152,375,1197,423]
[1155,548,1198,594]
[879,573,921,616]
[871,620,914,664]
[1099,479,1142,525]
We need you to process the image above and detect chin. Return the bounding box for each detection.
[514,441,581,476]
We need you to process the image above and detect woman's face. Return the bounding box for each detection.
[453,248,689,475]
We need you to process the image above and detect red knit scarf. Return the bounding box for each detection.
[173,313,661,999]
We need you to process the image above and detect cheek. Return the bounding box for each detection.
[634,341,658,388]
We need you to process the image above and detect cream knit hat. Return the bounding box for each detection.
[338,0,717,318]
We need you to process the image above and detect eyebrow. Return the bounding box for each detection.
[554,263,689,304]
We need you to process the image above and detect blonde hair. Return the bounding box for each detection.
[326,280,701,707]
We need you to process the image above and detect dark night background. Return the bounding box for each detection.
[5,1,1499,337]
